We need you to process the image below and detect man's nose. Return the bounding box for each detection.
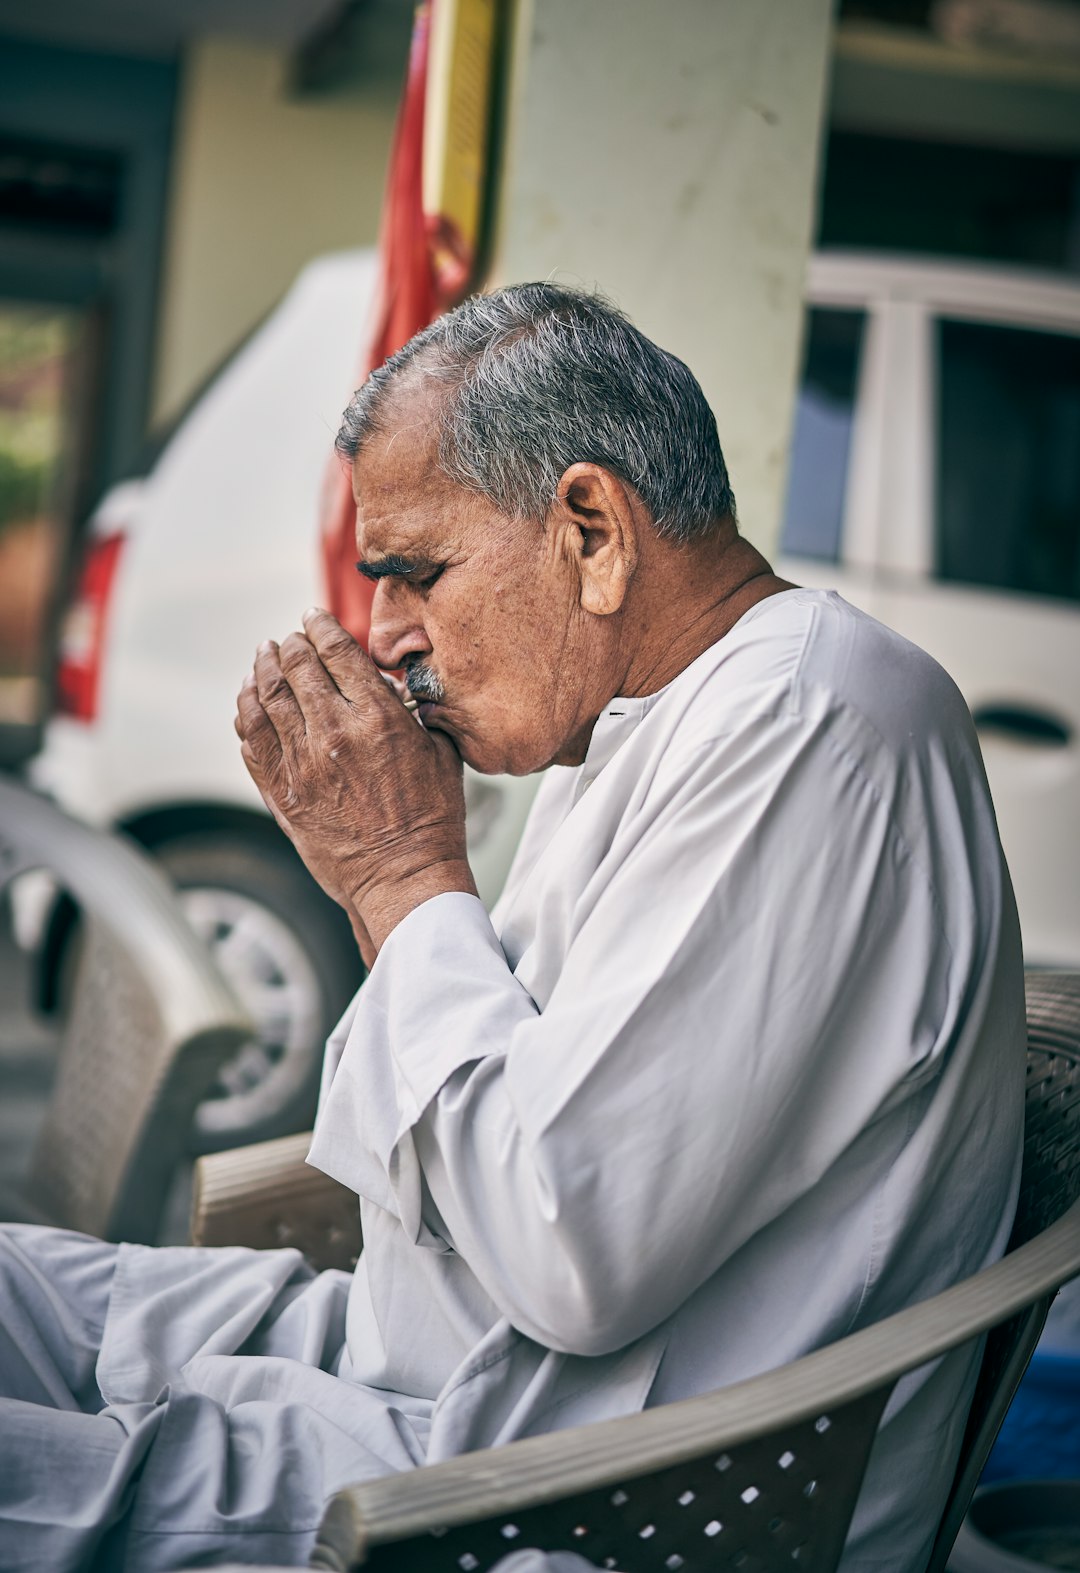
[367,584,432,672]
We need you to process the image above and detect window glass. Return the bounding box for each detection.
[937,319,1080,603]
[780,308,865,562]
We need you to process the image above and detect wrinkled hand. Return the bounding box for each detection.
[235,608,475,959]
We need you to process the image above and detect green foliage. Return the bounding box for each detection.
[0,304,74,534]
[0,447,46,533]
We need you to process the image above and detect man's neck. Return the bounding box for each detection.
[617,527,795,701]
[549,526,795,769]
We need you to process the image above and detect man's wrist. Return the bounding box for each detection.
[355,859,478,954]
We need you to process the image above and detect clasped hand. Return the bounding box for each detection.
[235,609,475,965]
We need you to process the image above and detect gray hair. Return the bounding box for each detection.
[335,282,736,542]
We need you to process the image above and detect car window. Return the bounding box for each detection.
[779,307,865,562]
[937,318,1080,603]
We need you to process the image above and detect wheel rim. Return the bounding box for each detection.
[178,885,324,1139]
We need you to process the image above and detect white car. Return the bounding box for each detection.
[29,250,540,1149]
[778,252,1080,967]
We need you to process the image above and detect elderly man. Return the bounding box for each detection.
[1,284,1023,1572]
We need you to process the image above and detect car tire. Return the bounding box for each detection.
[154,832,365,1154]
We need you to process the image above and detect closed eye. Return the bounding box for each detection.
[355,556,445,589]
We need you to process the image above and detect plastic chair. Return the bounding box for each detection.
[192,1128,362,1270]
[189,974,1080,1573]
[0,775,253,1244]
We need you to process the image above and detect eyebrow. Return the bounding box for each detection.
[355,553,431,582]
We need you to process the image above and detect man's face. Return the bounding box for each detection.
[353,396,604,775]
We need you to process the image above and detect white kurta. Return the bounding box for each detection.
[14,588,1023,1572]
[306,587,1025,1568]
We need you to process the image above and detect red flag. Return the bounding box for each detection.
[320,3,438,645]
[320,0,500,643]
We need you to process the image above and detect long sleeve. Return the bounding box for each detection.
[308,708,959,1358]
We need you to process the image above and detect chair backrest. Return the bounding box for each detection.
[927,970,1080,1572]
[0,776,253,1243]
[313,972,1080,1573]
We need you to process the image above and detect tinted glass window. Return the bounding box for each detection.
[780,309,864,562]
[938,319,1080,603]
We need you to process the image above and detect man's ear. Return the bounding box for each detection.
[553,463,639,616]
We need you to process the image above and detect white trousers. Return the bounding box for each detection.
[0,1225,603,1573]
[0,1224,339,1570]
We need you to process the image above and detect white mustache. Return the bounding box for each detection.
[405,662,446,704]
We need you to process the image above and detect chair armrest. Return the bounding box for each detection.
[312,1199,1080,1571]
[191,1132,361,1271]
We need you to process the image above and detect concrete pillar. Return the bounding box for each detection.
[494,0,834,554]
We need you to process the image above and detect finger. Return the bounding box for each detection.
[234,671,256,739]
[254,640,305,740]
[236,672,284,769]
[300,608,386,707]
[277,630,344,723]
[239,736,268,792]
[240,740,292,836]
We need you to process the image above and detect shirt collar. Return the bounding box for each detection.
[571,595,806,801]
[575,687,669,799]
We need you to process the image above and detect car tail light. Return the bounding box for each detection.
[55,532,125,721]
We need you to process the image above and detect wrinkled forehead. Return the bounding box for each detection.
[352,368,445,489]
[351,418,475,572]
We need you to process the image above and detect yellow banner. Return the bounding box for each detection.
[422,0,499,297]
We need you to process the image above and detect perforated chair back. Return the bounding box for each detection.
[927,970,1080,1571]
[0,777,252,1243]
[312,973,1080,1573]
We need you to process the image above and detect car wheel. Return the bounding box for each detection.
[154,833,365,1153]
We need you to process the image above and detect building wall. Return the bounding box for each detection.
[495,0,835,555]
[152,36,401,426]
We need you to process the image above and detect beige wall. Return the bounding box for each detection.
[152,37,400,425]
[495,0,835,555]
